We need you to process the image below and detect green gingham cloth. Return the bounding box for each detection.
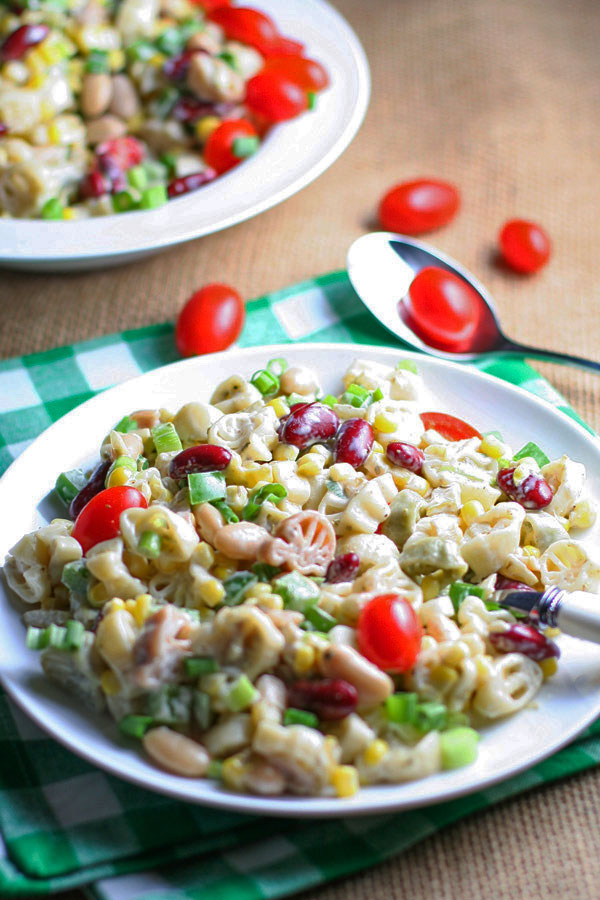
[1,270,599,900]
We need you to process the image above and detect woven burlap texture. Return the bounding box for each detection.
[2,0,600,897]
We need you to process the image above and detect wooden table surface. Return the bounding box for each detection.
[1,0,600,897]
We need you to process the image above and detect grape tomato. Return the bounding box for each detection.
[420,412,481,441]
[499,219,551,273]
[72,486,147,555]
[204,119,258,174]
[401,267,484,353]
[175,283,245,357]
[379,178,460,235]
[357,594,422,673]
[264,55,329,91]
[245,70,308,122]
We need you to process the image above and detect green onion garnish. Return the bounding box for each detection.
[320,394,338,408]
[250,368,279,396]
[26,620,85,652]
[114,415,137,433]
[85,49,110,73]
[152,422,182,454]
[440,726,480,769]
[267,358,288,376]
[41,198,64,220]
[65,619,85,650]
[146,685,192,726]
[252,562,282,582]
[284,708,319,728]
[139,184,168,210]
[192,690,212,730]
[54,468,87,507]
[185,656,220,677]
[304,605,337,633]
[414,701,448,733]
[325,478,345,499]
[242,482,287,520]
[113,191,136,213]
[156,26,184,55]
[61,560,91,595]
[272,571,320,612]
[211,499,239,523]
[386,692,418,724]
[206,760,223,779]
[222,571,258,606]
[188,472,226,505]
[396,359,418,374]
[119,715,154,739]
[138,531,162,559]
[513,441,550,468]
[449,581,486,614]
[371,387,384,402]
[307,91,317,110]
[126,39,156,62]
[226,675,258,712]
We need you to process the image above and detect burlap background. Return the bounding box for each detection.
[2,0,600,896]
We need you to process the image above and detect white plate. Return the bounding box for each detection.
[2,343,600,818]
[0,0,369,273]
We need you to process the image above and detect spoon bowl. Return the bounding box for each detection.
[347,232,600,373]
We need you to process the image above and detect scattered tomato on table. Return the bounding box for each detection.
[379,178,460,235]
[498,219,552,273]
[175,283,245,357]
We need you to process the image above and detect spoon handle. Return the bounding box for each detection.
[499,339,600,374]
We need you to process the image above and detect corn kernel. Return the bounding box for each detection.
[212,564,236,581]
[105,598,125,613]
[569,499,596,531]
[107,466,131,488]
[267,396,290,418]
[88,582,109,608]
[129,593,153,626]
[195,115,221,143]
[545,627,561,639]
[222,755,246,789]
[331,765,359,798]
[62,207,76,220]
[479,434,508,459]
[430,664,459,690]
[273,442,298,461]
[539,657,558,679]
[363,739,388,766]
[373,413,396,434]
[421,574,440,602]
[297,457,323,477]
[100,669,122,695]
[194,541,216,570]
[108,48,125,70]
[199,578,225,607]
[371,441,384,454]
[522,544,541,558]
[461,499,485,527]
[293,643,315,675]
[244,465,273,488]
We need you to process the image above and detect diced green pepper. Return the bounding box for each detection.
[119,715,154,739]
[188,472,226,505]
[152,422,182,454]
[514,441,550,468]
[440,726,480,769]
[222,571,258,606]
[272,571,320,612]
[226,675,258,712]
[54,468,87,507]
[386,692,418,724]
[449,581,486,614]
[304,605,337,632]
[284,708,319,728]
[61,560,91,595]
[185,656,219,677]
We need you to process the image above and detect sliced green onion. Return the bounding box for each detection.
[304,605,337,633]
[449,581,486,614]
[188,472,226,505]
[206,759,223,779]
[156,26,184,55]
[178,18,203,42]
[154,86,178,119]
[325,478,345,499]
[126,39,156,62]
[106,455,137,485]
[41,198,63,220]
[386,692,418,724]
[340,390,368,408]
[307,91,317,110]
[143,160,168,183]
[226,674,258,712]
[26,626,46,650]
[192,690,212,730]
[445,711,470,729]
[160,151,177,176]
[139,184,168,210]
[320,394,338,408]
[252,562,282,582]
[85,49,109,73]
[285,392,307,407]
[185,656,219,677]
[396,359,418,374]
[119,714,154,739]
[284,708,319,728]
[219,49,239,69]
[272,571,320,612]
[152,422,182,454]
[483,430,504,441]
[267,358,288,377]
[414,701,447,733]
[30,623,68,651]
[146,685,192,726]
[242,482,287,521]
[250,368,279,396]
[232,136,259,159]
[514,441,550,468]
[210,499,239,523]
[65,619,85,650]
[137,454,149,470]
[347,383,370,401]
[222,571,257,606]
[61,560,91,595]
[371,387,384,402]
[54,468,87,507]
[114,415,137,433]
[113,191,136,213]
[440,726,480,769]
[138,531,162,559]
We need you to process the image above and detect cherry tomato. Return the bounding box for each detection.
[379,178,460,235]
[96,136,144,171]
[190,0,230,9]
[72,486,147,555]
[208,6,279,54]
[245,70,308,122]
[403,266,483,353]
[420,412,481,441]
[175,283,245,357]
[499,219,551,273]
[204,119,258,174]
[265,35,305,57]
[264,55,329,91]
[357,594,422,673]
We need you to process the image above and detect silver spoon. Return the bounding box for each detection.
[347,232,600,373]
[495,587,600,645]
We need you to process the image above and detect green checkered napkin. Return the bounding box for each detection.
[1,271,598,900]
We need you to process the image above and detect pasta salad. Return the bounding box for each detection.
[4,357,599,799]
[0,1,327,219]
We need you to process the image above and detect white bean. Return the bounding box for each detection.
[86,115,126,145]
[214,522,271,560]
[143,727,210,777]
[109,74,140,120]
[81,73,113,119]
[319,644,394,708]
[280,365,320,397]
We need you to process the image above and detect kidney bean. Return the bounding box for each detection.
[1,24,49,60]
[163,49,202,81]
[495,575,537,592]
[97,135,144,170]
[489,623,560,661]
[287,678,358,720]
[279,402,339,449]
[386,441,425,474]
[334,418,374,467]
[497,466,553,509]
[325,553,360,584]
[80,170,109,199]
[171,96,216,123]
[69,460,111,520]
[167,169,217,198]
[170,444,232,478]
[0,123,7,135]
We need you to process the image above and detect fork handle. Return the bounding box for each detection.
[539,587,600,643]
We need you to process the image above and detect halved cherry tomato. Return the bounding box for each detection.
[175,283,245,357]
[245,69,308,122]
[204,118,258,174]
[264,55,329,91]
[208,6,279,54]
[498,219,551,274]
[403,267,483,353]
[420,412,481,441]
[357,594,422,673]
[72,486,147,555]
[379,178,460,235]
